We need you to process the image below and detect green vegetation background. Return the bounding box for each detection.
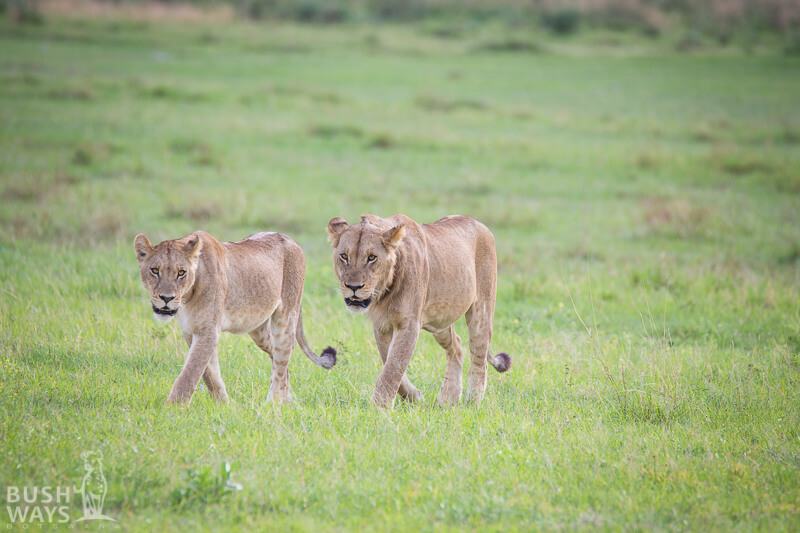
[1,10,799,531]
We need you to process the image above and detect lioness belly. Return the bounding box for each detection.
[422,299,472,332]
[222,304,277,335]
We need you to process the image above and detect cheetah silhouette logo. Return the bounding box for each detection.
[75,450,116,522]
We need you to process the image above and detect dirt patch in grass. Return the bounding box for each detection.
[138,84,210,102]
[473,39,546,54]
[634,149,662,170]
[639,195,713,240]
[242,84,344,107]
[365,133,396,149]
[710,147,777,176]
[307,124,364,139]
[165,201,223,223]
[2,171,81,203]
[169,139,221,169]
[81,206,128,242]
[44,85,94,101]
[70,143,121,167]
[414,94,490,113]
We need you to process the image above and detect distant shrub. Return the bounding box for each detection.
[243,0,349,23]
[786,30,800,56]
[241,0,276,20]
[541,8,581,35]
[280,1,349,23]
[71,147,92,167]
[586,1,667,37]
[369,0,427,22]
[3,0,43,25]
[676,29,704,52]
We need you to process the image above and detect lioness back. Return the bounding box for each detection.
[419,216,496,326]
[218,232,304,333]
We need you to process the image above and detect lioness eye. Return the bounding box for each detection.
[150,267,159,276]
[367,254,377,263]
[177,270,186,278]
[340,253,348,262]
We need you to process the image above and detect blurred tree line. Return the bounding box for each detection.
[4,0,800,46]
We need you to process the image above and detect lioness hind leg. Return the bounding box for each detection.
[433,325,463,405]
[249,318,293,403]
[465,303,492,404]
[248,322,274,360]
[266,308,296,403]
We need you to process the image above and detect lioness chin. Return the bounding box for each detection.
[327,214,510,409]
[134,230,336,406]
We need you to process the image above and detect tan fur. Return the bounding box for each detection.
[327,214,510,409]
[134,230,335,406]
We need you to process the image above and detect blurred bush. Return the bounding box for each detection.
[2,0,43,24]
[25,0,800,41]
[541,8,581,35]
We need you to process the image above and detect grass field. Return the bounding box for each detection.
[1,12,800,531]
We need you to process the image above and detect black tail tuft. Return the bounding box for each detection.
[320,346,337,370]
[491,352,511,373]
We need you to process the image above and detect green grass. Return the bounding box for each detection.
[1,15,800,531]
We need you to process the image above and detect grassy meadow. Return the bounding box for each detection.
[1,11,800,531]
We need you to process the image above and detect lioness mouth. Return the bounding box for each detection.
[152,304,178,316]
[345,297,372,308]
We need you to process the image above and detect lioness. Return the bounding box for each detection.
[134,230,336,405]
[327,214,510,409]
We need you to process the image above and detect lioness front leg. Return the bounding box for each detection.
[373,325,423,403]
[168,330,220,405]
[184,333,228,403]
[372,326,420,409]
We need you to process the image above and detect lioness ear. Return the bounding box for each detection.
[183,233,203,262]
[327,217,348,247]
[382,224,405,250]
[134,233,153,263]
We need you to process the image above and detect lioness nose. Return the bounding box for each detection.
[160,295,175,303]
[345,283,364,292]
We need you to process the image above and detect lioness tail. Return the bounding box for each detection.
[489,352,511,373]
[296,309,337,370]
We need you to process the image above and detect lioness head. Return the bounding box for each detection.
[134,232,202,322]
[327,216,405,313]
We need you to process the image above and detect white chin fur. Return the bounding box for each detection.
[153,313,175,323]
[346,306,368,314]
